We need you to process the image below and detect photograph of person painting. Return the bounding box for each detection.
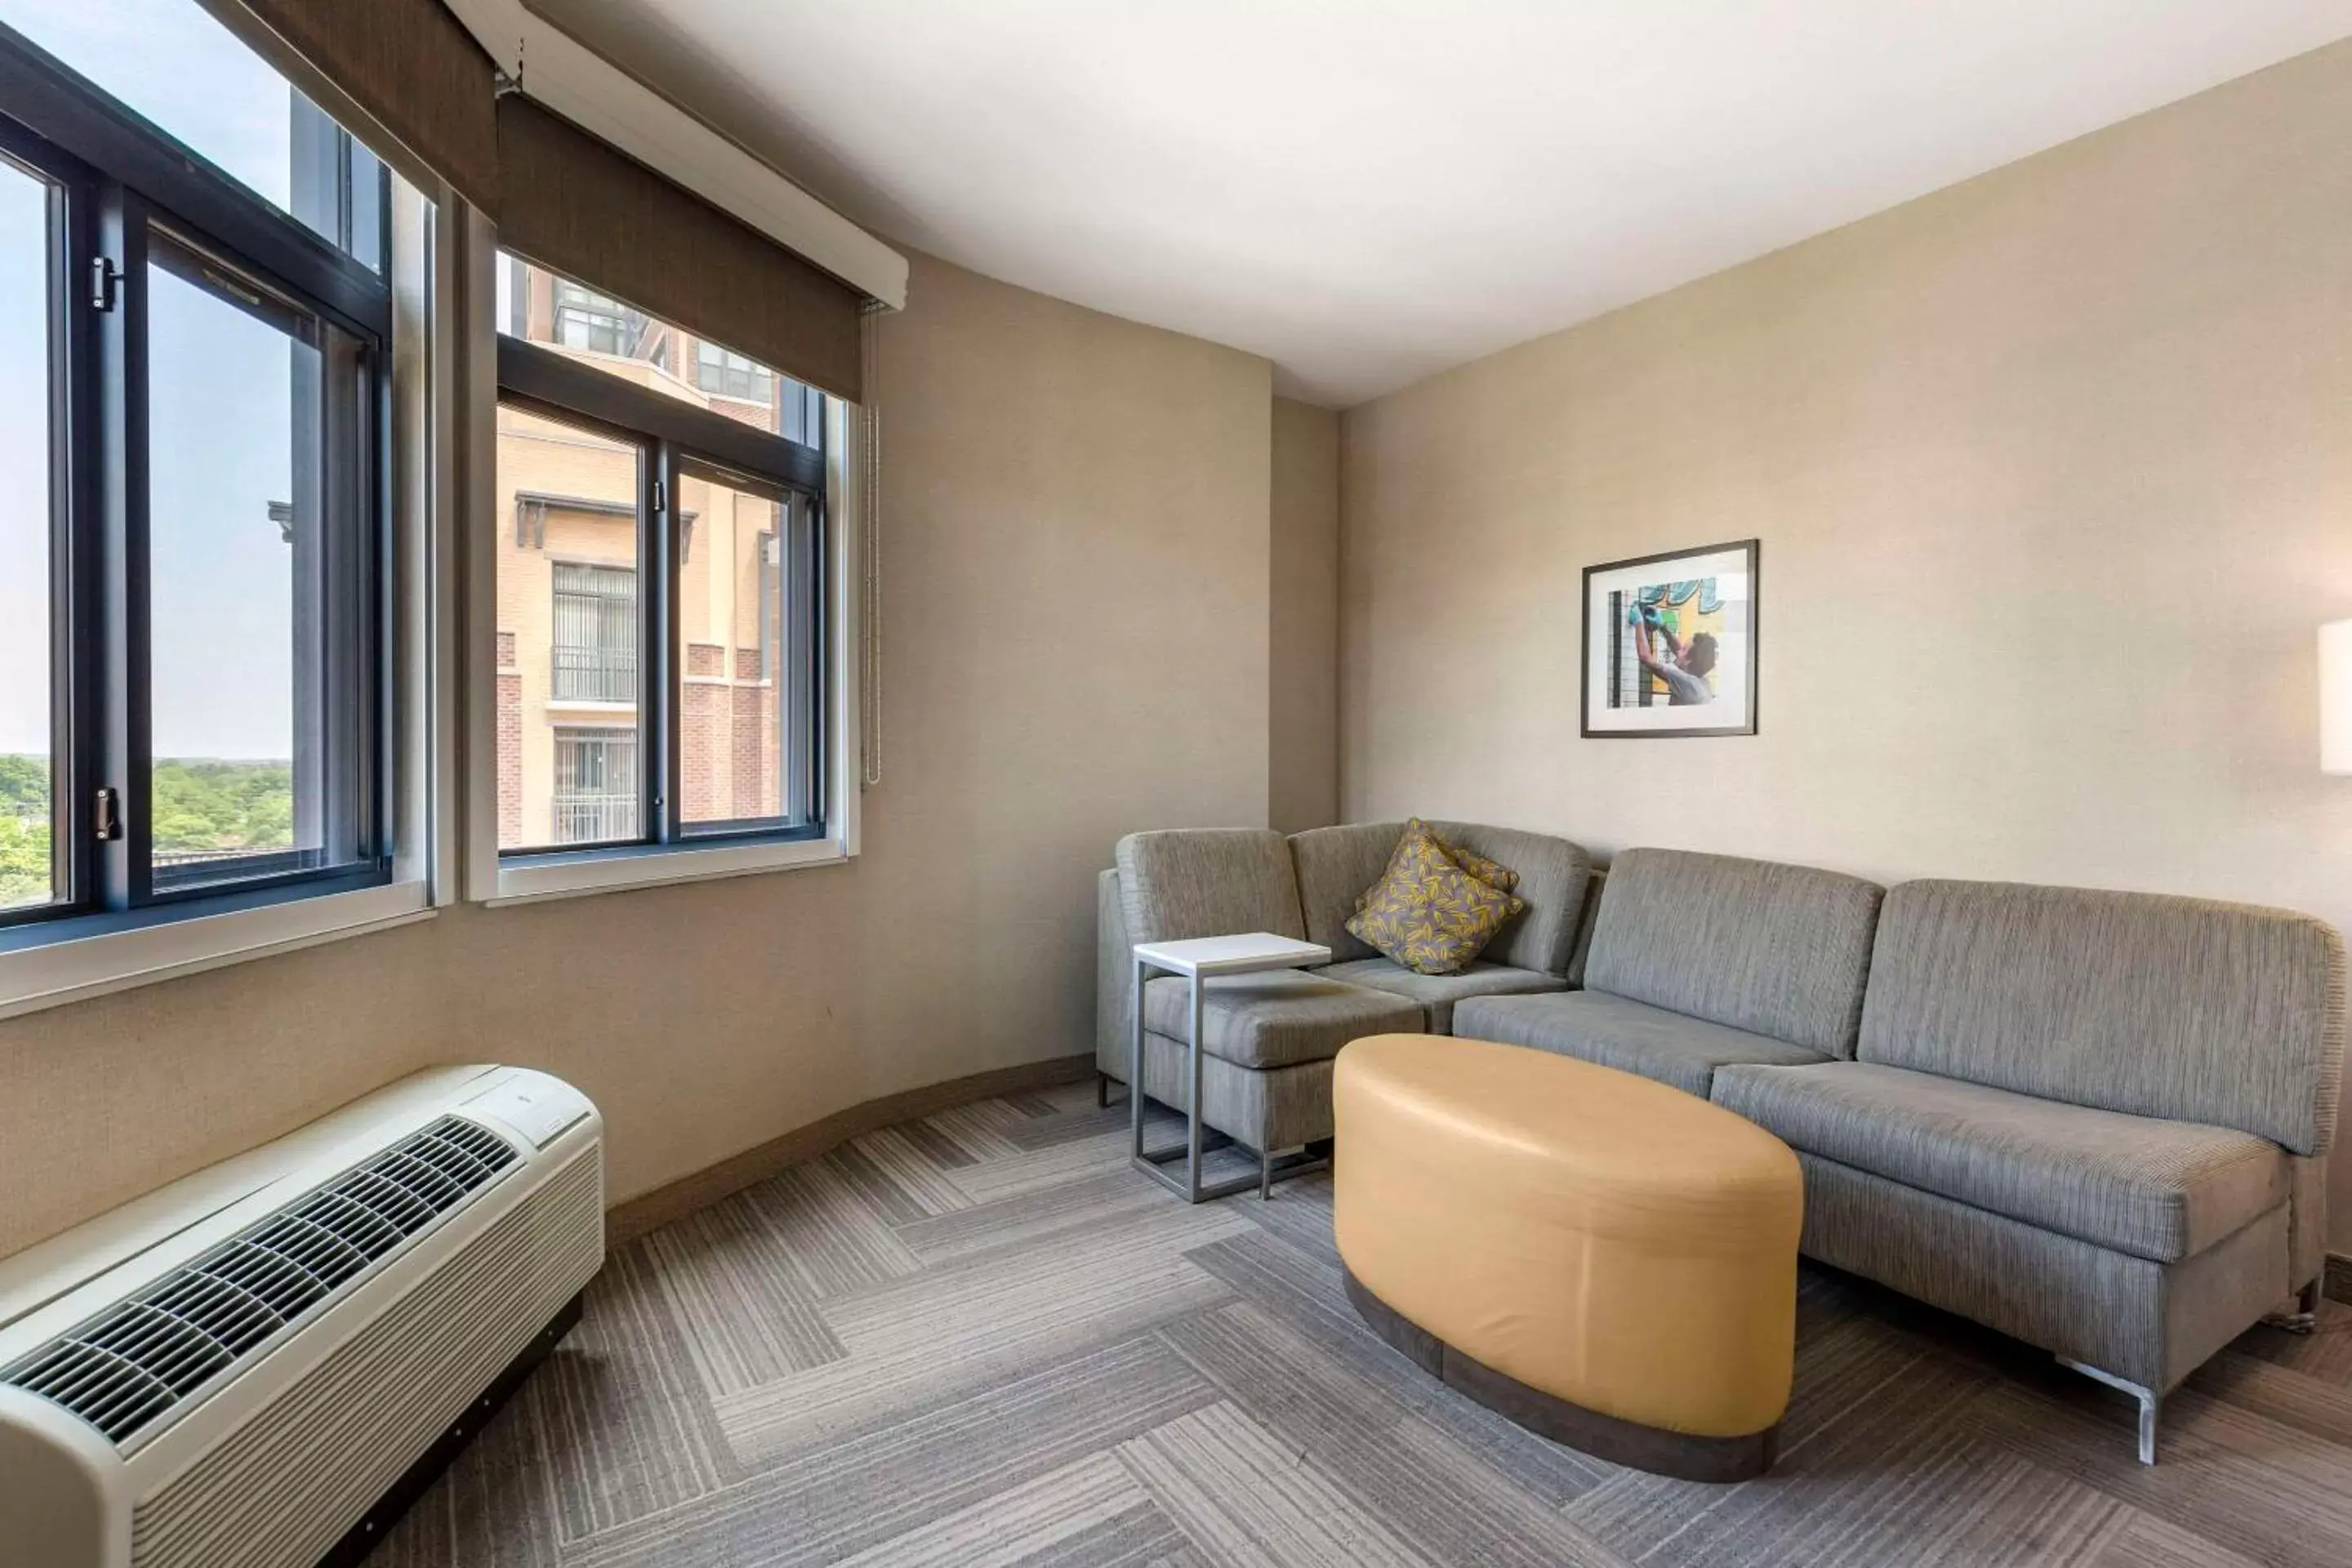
[1628,600,1719,706]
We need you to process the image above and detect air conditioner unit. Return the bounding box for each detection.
[0,1065,604,1568]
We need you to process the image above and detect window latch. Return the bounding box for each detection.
[94,786,121,841]
[90,256,121,312]
[653,479,667,514]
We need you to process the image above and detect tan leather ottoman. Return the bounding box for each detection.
[1333,1033,1802,1481]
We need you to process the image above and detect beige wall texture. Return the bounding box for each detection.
[1339,41,2352,1247]
[1269,396,1342,833]
[0,249,1275,1258]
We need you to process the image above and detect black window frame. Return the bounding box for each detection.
[497,330,827,862]
[0,21,394,947]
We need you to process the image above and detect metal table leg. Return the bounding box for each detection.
[1129,957,1330,1203]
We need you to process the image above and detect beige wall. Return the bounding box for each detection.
[1340,42,2352,1247]
[0,249,1275,1258]
[1269,397,1341,833]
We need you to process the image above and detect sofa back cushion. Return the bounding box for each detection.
[1860,880,2347,1155]
[1582,849,1884,1054]
[1290,822,1407,963]
[1428,822,1592,977]
[1289,822,1592,977]
[1115,829,1305,946]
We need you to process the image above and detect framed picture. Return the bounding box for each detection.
[1581,539,1758,738]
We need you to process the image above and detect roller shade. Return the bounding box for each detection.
[497,96,866,404]
[212,0,500,215]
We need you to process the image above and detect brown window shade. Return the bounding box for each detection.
[217,0,500,215]
[497,96,864,404]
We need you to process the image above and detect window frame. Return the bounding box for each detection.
[0,23,399,952]
[474,314,859,906]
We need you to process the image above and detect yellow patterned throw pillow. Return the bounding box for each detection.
[1347,820,1527,976]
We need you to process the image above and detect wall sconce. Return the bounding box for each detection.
[2323,620,2352,775]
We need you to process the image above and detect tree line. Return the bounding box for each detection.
[0,755,296,906]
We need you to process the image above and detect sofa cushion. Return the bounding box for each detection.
[1290,822,1593,977]
[1116,829,1305,946]
[1453,991,1831,1098]
[1711,1061,2289,1264]
[1429,822,1593,978]
[1290,822,1407,963]
[1316,958,1566,1033]
[1859,880,2346,1155]
[1347,822,1526,976]
[1143,969,1423,1069]
[1582,849,1883,1056]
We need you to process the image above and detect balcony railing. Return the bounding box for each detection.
[554,792,638,844]
[551,644,637,703]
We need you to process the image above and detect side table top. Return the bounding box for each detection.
[1133,933,1332,977]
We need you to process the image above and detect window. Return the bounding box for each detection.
[552,279,641,357]
[551,563,639,703]
[0,149,53,913]
[552,728,639,845]
[0,5,409,972]
[694,341,773,403]
[492,256,833,889]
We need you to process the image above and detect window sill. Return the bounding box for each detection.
[487,833,852,906]
[0,880,434,1022]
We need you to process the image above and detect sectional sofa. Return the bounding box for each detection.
[1095,825,2346,1463]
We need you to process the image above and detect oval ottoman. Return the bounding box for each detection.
[1333,1033,1802,1481]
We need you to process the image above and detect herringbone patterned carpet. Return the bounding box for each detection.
[373,1078,2352,1566]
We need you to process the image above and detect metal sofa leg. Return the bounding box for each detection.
[2060,1358,2159,1465]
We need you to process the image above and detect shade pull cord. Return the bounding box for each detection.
[858,301,884,789]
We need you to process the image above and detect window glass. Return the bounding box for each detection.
[694,342,773,404]
[0,155,52,910]
[553,727,639,845]
[145,236,336,889]
[675,461,795,831]
[497,401,644,850]
[0,0,387,269]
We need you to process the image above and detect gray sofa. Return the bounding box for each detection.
[1094,822,1593,1160]
[1098,831,2346,1463]
[1459,853,2345,1463]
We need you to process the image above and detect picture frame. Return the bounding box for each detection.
[1580,539,1758,738]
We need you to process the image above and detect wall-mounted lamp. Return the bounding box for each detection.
[2323,620,2352,774]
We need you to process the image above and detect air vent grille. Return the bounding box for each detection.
[0,1116,518,1446]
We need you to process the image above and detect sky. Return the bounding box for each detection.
[0,0,321,760]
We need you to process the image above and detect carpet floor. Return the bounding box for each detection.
[372,1079,2352,1567]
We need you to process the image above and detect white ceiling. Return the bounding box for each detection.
[531,0,2352,407]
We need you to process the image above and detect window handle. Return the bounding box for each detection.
[90,256,120,312]
[94,786,121,841]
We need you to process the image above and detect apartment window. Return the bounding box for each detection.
[551,564,639,703]
[552,279,641,356]
[694,341,773,403]
[552,728,639,845]
[494,256,831,884]
[0,6,399,956]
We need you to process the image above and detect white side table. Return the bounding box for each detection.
[1130,932,1332,1203]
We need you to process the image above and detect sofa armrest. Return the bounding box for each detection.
[1097,868,1134,1081]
